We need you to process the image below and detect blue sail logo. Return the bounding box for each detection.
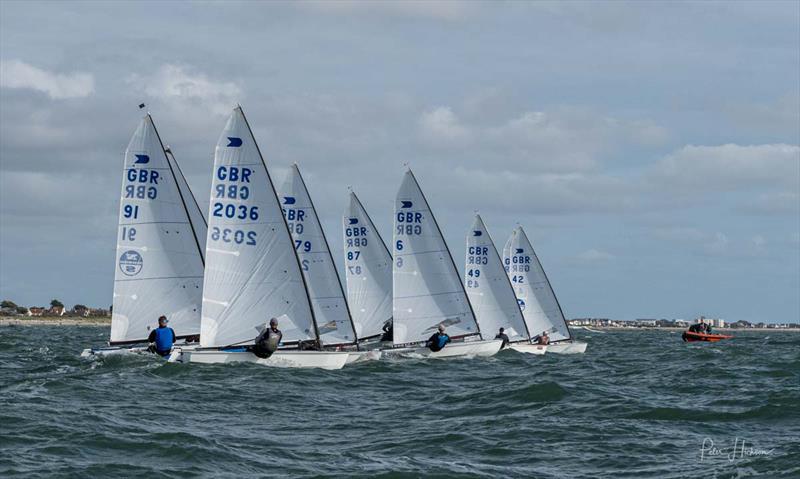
[348,218,359,225]
[283,196,296,205]
[517,298,526,311]
[401,201,413,209]
[515,248,524,254]
[134,154,149,164]
[473,230,482,237]
[227,137,243,147]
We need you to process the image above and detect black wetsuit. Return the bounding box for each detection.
[688,323,704,333]
[427,332,451,352]
[495,333,510,349]
[252,328,282,358]
[380,322,393,342]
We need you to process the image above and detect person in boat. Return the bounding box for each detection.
[495,327,510,349]
[535,331,550,345]
[147,315,176,357]
[380,320,393,342]
[426,324,451,352]
[252,317,282,359]
[688,321,705,334]
[704,321,713,334]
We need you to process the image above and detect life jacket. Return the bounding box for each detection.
[254,329,281,358]
[430,333,449,352]
[154,327,174,354]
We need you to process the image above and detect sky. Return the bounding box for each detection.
[0,0,798,323]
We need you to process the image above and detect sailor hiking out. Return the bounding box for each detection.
[252,318,282,359]
[148,316,176,357]
[426,324,451,352]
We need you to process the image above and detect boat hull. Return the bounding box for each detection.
[682,331,733,343]
[345,349,383,364]
[546,341,588,354]
[180,349,349,369]
[508,343,547,355]
[389,339,502,359]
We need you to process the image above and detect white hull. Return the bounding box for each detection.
[179,349,349,369]
[81,346,150,358]
[388,339,502,359]
[345,349,383,364]
[508,343,548,355]
[546,341,588,354]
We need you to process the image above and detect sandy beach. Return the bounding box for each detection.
[0,316,111,327]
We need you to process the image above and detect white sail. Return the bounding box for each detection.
[111,115,205,344]
[465,215,529,342]
[343,191,392,340]
[279,165,356,345]
[166,148,207,258]
[503,226,572,342]
[200,107,316,348]
[393,169,480,345]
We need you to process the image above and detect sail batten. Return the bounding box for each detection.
[280,165,357,345]
[111,115,205,344]
[503,226,572,342]
[199,107,317,348]
[465,215,530,342]
[392,169,480,345]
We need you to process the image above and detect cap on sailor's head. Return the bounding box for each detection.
[270,317,278,326]
[158,315,168,323]
[499,327,505,333]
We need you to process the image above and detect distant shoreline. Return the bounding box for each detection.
[0,316,111,326]
[574,326,800,333]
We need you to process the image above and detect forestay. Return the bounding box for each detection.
[343,191,392,340]
[166,148,207,258]
[465,215,529,342]
[200,107,317,348]
[280,165,356,345]
[503,226,572,342]
[393,169,480,345]
[111,115,205,344]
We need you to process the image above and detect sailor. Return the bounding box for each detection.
[688,321,704,334]
[380,320,393,342]
[426,324,451,352]
[252,317,282,359]
[495,327,510,349]
[704,321,713,334]
[147,315,176,357]
[535,330,550,345]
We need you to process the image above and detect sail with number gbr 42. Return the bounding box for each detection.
[503,226,586,354]
[343,191,392,343]
[178,106,350,369]
[390,169,501,358]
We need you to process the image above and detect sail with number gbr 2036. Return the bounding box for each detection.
[199,107,317,348]
[280,165,357,346]
[392,169,481,346]
[465,214,529,343]
[111,115,206,344]
[503,226,572,342]
[343,191,392,341]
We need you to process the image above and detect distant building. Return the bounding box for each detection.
[29,307,45,316]
[47,305,65,316]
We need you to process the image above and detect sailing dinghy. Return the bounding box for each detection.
[388,170,502,358]
[175,106,349,369]
[82,114,206,358]
[465,215,546,355]
[279,165,378,364]
[503,226,587,354]
[343,191,393,347]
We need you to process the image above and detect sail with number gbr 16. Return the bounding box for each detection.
[390,169,501,358]
[179,106,350,368]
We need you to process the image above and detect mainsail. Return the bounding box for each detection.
[166,148,207,258]
[200,107,317,348]
[111,115,205,344]
[343,191,392,340]
[393,169,480,345]
[465,215,529,342]
[280,165,356,345]
[503,226,572,342]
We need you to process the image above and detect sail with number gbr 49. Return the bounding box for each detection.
[391,169,501,358]
[503,226,586,354]
[343,191,392,342]
[83,114,207,358]
[179,106,350,369]
[464,214,544,354]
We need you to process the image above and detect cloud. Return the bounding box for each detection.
[574,248,615,262]
[651,143,800,191]
[297,0,473,20]
[419,106,470,143]
[126,64,242,115]
[0,60,94,99]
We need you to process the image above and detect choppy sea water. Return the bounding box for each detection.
[1,326,798,478]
